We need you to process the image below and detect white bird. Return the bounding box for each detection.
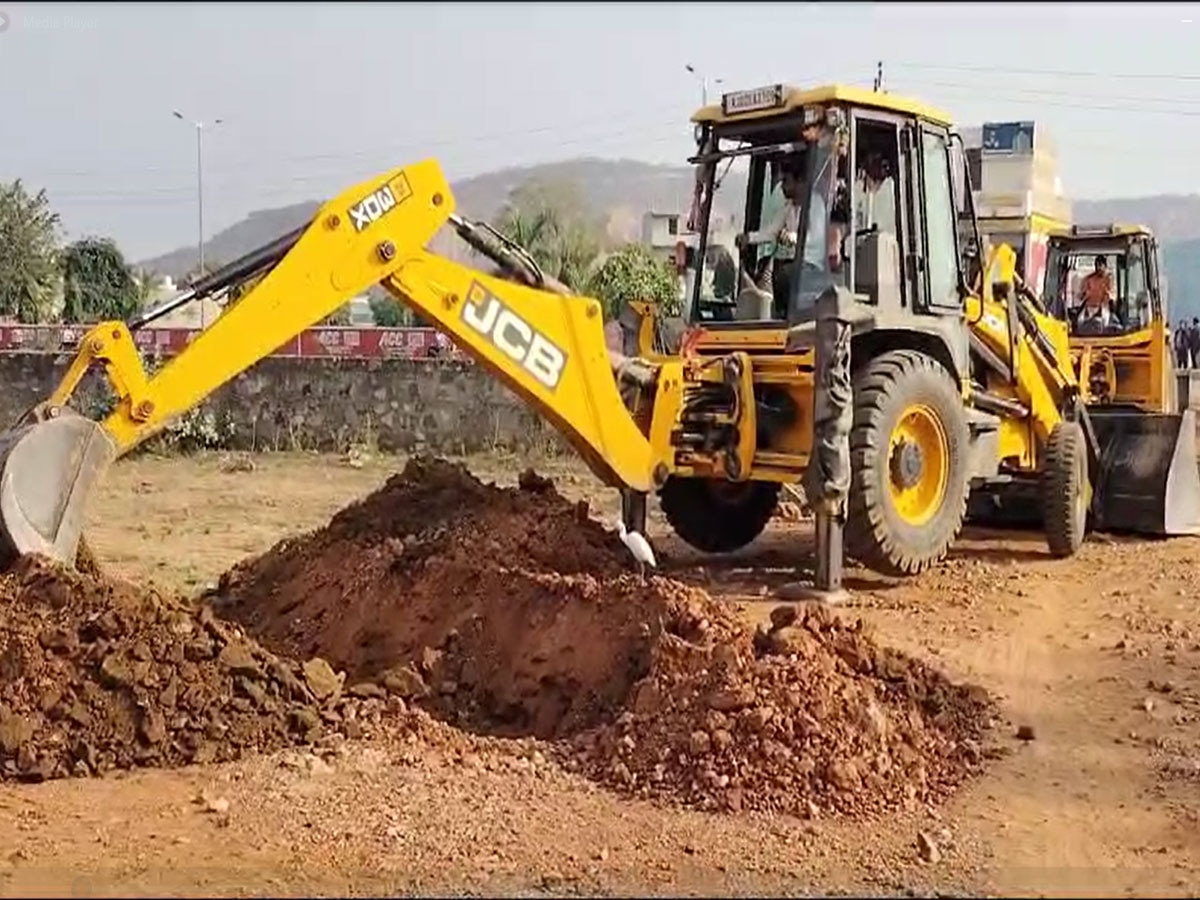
[616,518,657,583]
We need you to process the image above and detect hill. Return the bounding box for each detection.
[138,158,715,279]
[1161,238,1200,322]
[1073,196,1200,245]
[137,157,1200,321]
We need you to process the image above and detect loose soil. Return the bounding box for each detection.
[212,457,997,819]
[0,553,398,782]
[2,451,1199,896]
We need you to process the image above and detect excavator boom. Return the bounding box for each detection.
[0,158,668,566]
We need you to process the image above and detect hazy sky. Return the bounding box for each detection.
[4,2,1200,262]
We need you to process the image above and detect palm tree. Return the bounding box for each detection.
[495,205,602,292]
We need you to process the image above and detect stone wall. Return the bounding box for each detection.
[0,354,566,455]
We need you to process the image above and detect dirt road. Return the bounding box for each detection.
[3,450,1200,897]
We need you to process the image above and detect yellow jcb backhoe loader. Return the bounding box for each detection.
[1045,222,1200,534]
[620,82,1200,572]
[970,223,1200,536]
[0,83,1186,581]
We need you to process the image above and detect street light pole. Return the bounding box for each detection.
[684,64,722,107]
[173,110,222,326]
[195,122,204,276]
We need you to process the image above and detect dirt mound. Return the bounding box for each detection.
[214,457,998,817]
[564,599,995,818]
[215,458,653,738]
[0,556,388,782]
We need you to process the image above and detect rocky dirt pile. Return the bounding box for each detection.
[214,457,998,818]
[0,555,396,782]
[215,458,654,739]
[564,599,995,818]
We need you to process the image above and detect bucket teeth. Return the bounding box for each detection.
[0,413,116,567]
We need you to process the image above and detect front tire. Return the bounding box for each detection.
[1042,420,1089,558]
[846,350,970,576]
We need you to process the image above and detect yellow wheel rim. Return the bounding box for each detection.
[887,404,949,527]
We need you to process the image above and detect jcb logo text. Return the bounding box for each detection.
[349,186,397,232]
[347,175,411,233]
[461,285,566,390]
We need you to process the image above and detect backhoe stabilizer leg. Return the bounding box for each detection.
[621,489,648,536]
[0,411,117,566]
[813,510,846,593]
[780,285,853,605]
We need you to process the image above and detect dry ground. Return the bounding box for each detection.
[4,449,1200,897]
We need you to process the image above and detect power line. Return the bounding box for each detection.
[45,79,1200,201]
[47,127,694,207]
[890,61,1200,84]
[29,71,1200,191]
[888,75,1200,120]
[16,100,690,183]
[905,79,1200,110]
[38,72,1200,219]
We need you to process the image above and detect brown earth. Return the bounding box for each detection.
[0,553,406,782]
[2,451,1200,896]
[209,457,995,820]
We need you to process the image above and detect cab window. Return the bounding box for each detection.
[1124,239,1152,330]
[920,130,961,308]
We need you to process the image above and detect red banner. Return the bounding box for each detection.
[0,325,463,361]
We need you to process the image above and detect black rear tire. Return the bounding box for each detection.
[660,477,781,554]
[846,349,971,576]
[1042,420,1089,558]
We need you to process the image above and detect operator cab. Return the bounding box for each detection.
[1044,224,1162,339]
[686,83,977,330]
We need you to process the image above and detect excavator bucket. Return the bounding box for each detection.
[0,413,117,566]
[1092,408,1200,536]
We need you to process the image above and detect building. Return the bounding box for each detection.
[640,210,737,260]
[640,209,739,311]
[960,121,1072,295]
[641,210,685,251]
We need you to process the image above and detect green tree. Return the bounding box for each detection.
[494,178,605,291]
[369,292,403,327]
[0,180,61,322]
[60,237,140,323]
[587,243,681,319]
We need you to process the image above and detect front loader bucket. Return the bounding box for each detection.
[1092,408,1200,537]
[0,413,117,566]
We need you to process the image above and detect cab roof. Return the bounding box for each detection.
[1049,222,1155,240]
[691,83,954,128]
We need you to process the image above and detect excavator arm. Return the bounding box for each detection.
[965,242,1078,447]
[0,158,669,565]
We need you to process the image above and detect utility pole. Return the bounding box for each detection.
[173,110,223,326]
[684,63,722,107]
[872,60,885,92]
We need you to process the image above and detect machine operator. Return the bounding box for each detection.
[734,154,825,312]
[1075,255,1118,331]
